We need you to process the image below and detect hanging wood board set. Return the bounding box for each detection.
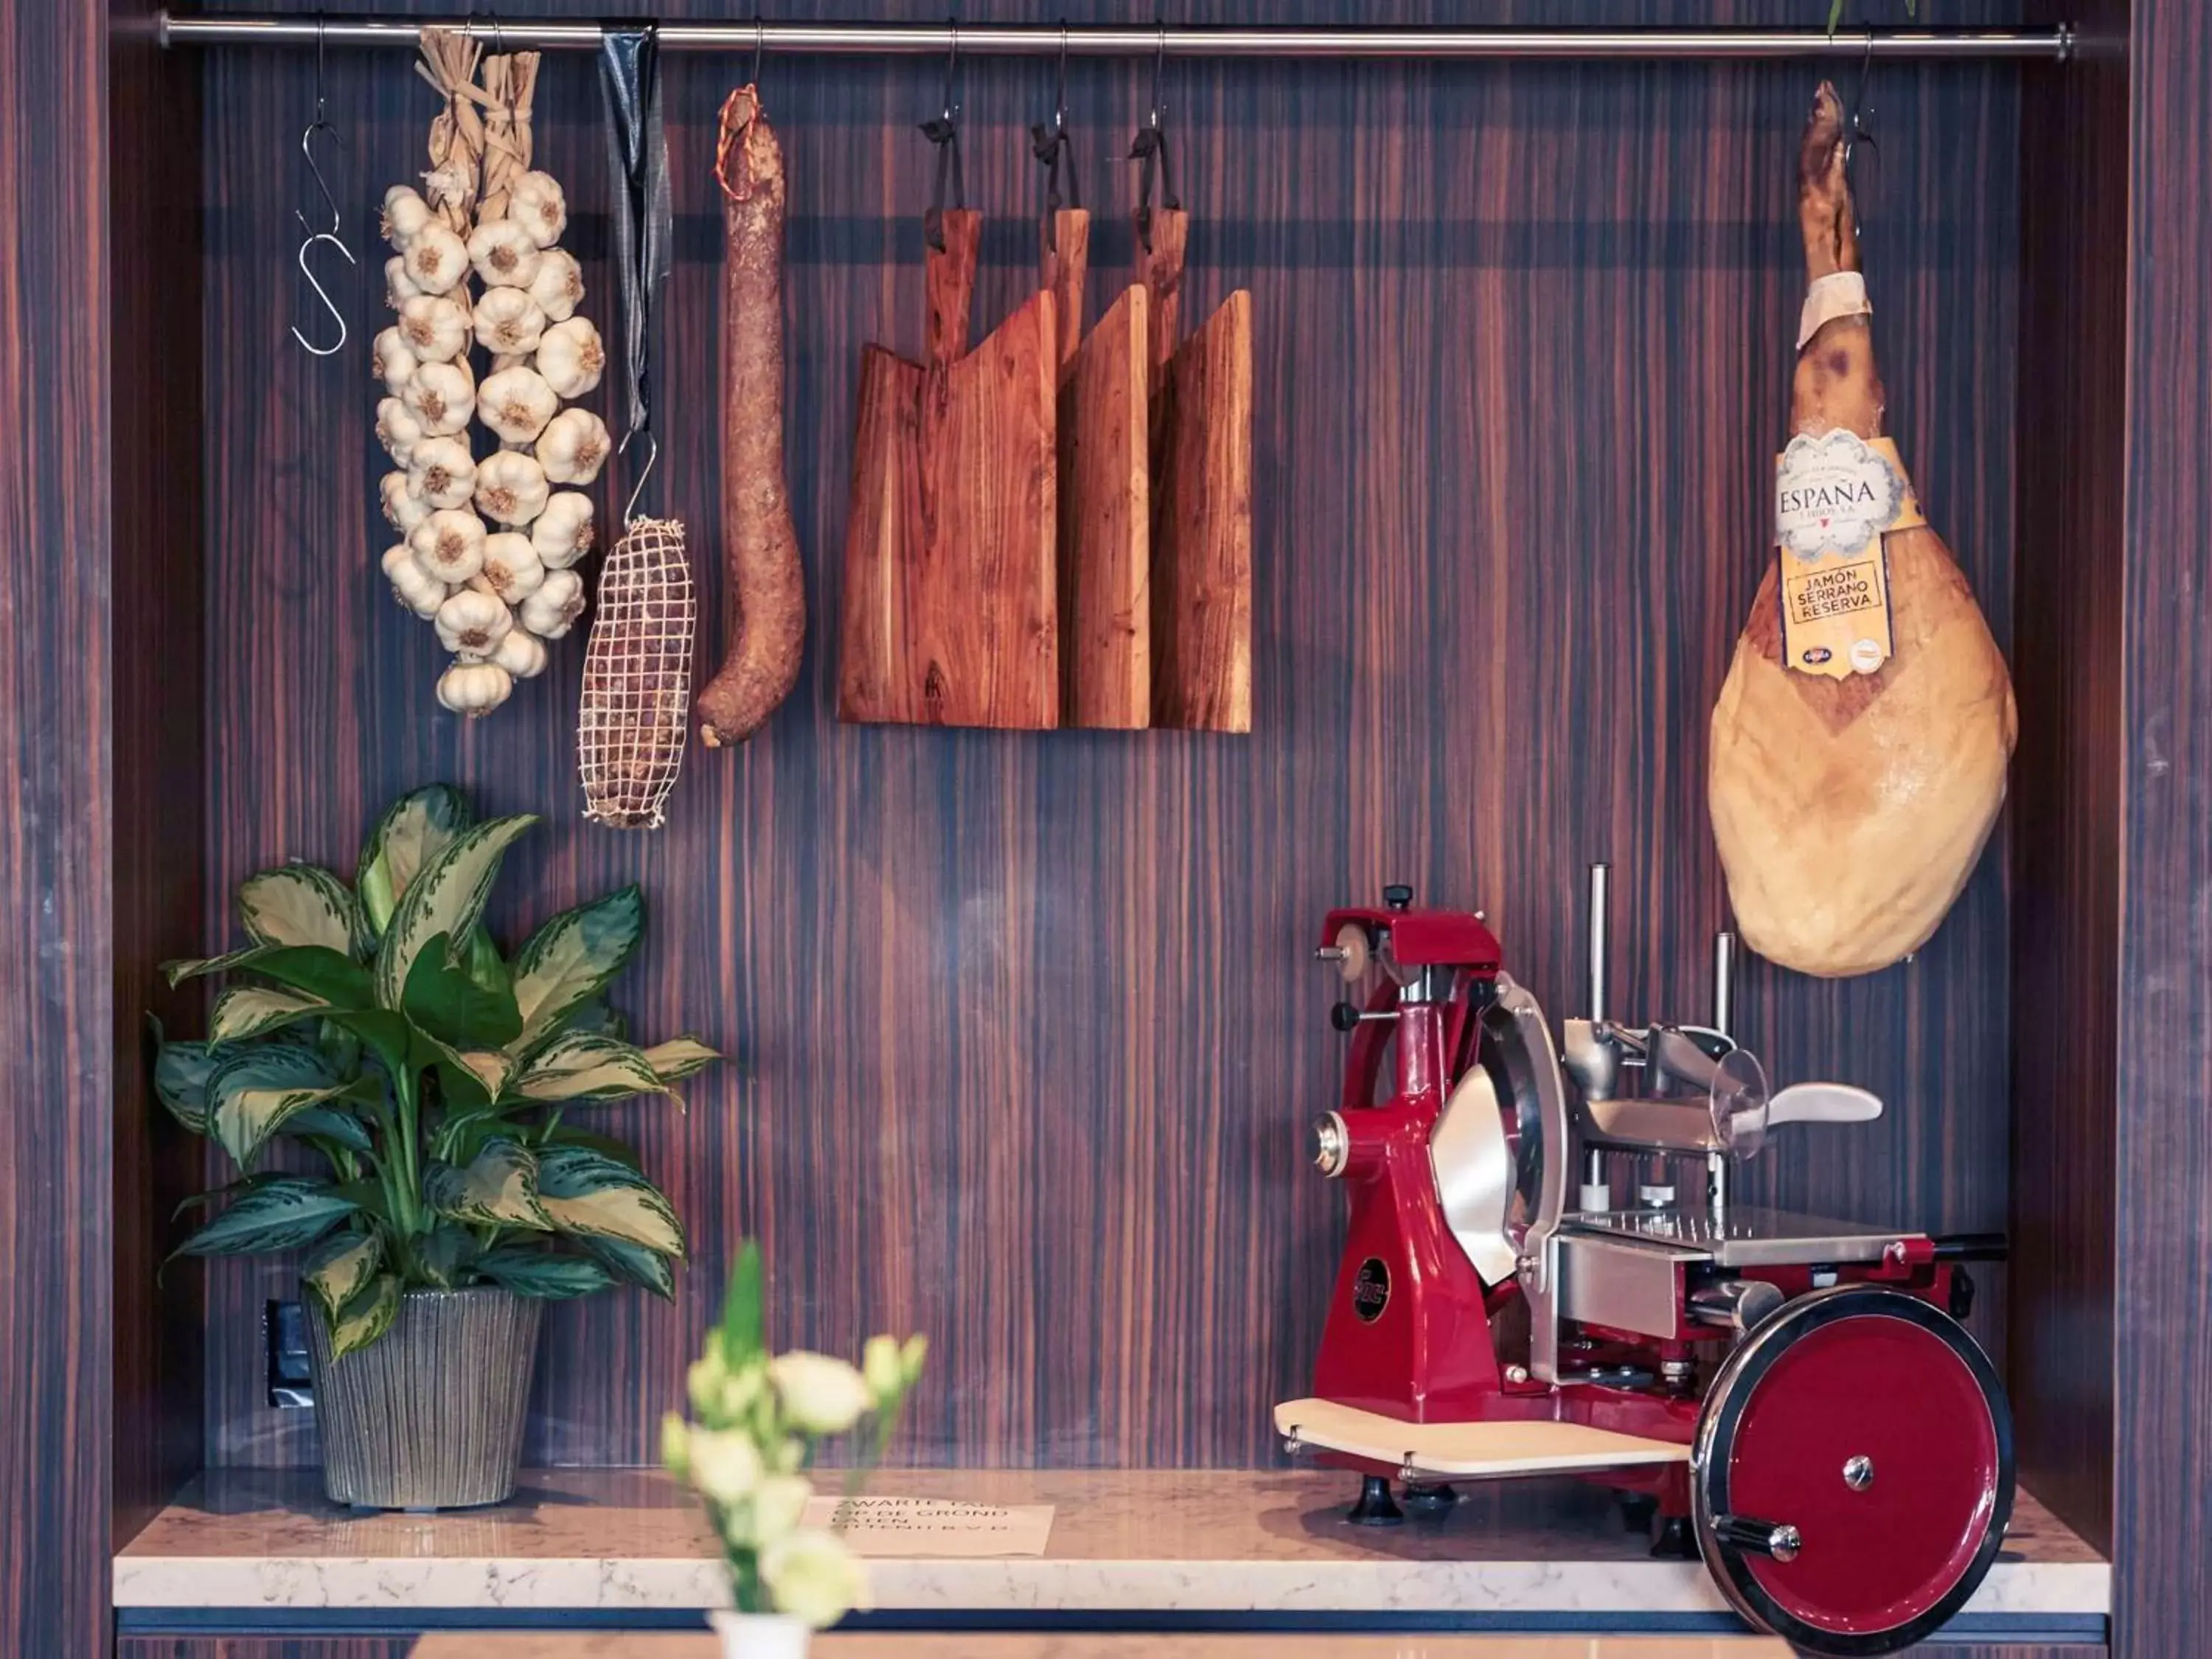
[837,184,1253,731]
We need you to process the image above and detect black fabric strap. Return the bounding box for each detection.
[599,25,672,463]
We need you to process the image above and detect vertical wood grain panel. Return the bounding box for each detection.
[0,0,116,1652]
[188,1,2019,1471]
[2007,0,2126,1562]
[113,0,212,1551]
[2117,4,2212,1655]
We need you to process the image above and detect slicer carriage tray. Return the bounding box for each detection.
[1562,1206,1913,1267]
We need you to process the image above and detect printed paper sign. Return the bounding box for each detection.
[800,1495,1057,1557]
[1773,431,1924,679]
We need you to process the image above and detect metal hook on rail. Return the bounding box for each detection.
[1031,20,1082,251]
[1843,24,1879,240]
[917,15,964,251]
[1129,15,1180,252]
[289,13,356,355]
[749,10,766,89]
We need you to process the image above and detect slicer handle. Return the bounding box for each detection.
[1767,1082,1882,1127]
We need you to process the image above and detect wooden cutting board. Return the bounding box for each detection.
[1048,206,1152,728]
[1139,209,1253,732]
[837,209,1060,728]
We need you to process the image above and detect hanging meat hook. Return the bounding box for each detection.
[918,16,965,251]
[1129,15,1180,253]
[1030,21,1082,253]
[290,14,356,355]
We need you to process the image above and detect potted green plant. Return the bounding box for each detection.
[156,783,717,1509]
[664,1242,925,1658]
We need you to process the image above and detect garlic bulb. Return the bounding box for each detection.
[380,470,432,534]
[474,450,551,526]
[537,408,612,485]
[406,439,479,512]
[385,254,422,310]
[372,327,419,396]
[474,286,546,357]
[527,248,583,324]
[467,219,542,290]
[521,567,587,639]
[411,508,488,584]
[435,588,515,659]
[476,532,546,605]
[382,185,431,249]
[530,492,595,568]
[403,223,470,296]
[397,293,470,364]
[381,542,448,619]
[492,627,549,679]
[437,660,514,717]
[476,366,557,446]
[535,317,605,399]
[375,397,425,464]
[508,171,569,248]
[401,361,475,437]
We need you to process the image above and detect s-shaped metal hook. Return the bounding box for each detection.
[290,15,356,356]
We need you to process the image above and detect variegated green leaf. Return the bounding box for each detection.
[170,1178,357,1261]
[514,1032,665,1102]
[476,1248,615,1299]
[424,1138,552,1230]
[161,945,269,987]
[239,863,358,954]
[152,1032,218,1132]
[507,888,644,1055]
[538,1147,685,1256]
[641,1036,720,1082]
[329,1272,401,1359]
[302,1230,383,1325]
[252,945,375,1009]
[208,1048,350,1169]
[356,785,473,938]
[285,1105,372,1152]
[209,985,330,1044]
[372,815,536,1013]
[583,1234,677,1298]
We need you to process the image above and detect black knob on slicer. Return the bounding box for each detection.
[1382,884,1413,910]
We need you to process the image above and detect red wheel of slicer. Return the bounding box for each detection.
[1691,1285,2013,1657]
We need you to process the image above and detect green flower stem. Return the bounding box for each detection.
[392,1065,425,1236]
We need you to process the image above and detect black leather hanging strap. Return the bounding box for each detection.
[599,23,673,489]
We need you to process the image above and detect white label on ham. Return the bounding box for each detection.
[1773,431,1924,680]
[1775,429,1907,558]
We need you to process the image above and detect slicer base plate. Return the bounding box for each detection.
[1275,1398,1688,1480]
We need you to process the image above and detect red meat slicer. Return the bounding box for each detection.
[1273,869,2013,1658]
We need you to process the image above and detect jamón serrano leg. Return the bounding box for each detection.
[696,86,804,748]
[1707,84,2017,978]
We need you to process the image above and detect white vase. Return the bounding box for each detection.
[709,1610,810,1659]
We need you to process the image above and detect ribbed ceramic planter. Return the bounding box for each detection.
[709,1610,810,1659]
[303,1284,541,1509]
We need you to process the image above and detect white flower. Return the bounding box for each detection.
[899,1335,928,1382]
[686,1427,763,1508]
[661,1411,692,1476]
[768,1351,873,1436]
[688,1354,728,1418]
[862,1335,903,1399]
[744,1474,814,1545]
[762,1528,869,1628]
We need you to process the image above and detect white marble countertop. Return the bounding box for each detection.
[114,1467,2108,1620]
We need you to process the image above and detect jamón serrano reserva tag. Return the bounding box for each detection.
[1773,431,1924,679]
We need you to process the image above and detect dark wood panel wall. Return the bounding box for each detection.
[2115,4,2212,1656]
[186,1,2023,1471]
[113,0,213,1553]
[0,2,119,1656]
[2006,0,2126,1560]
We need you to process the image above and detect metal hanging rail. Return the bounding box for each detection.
[157,14,2073,60]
